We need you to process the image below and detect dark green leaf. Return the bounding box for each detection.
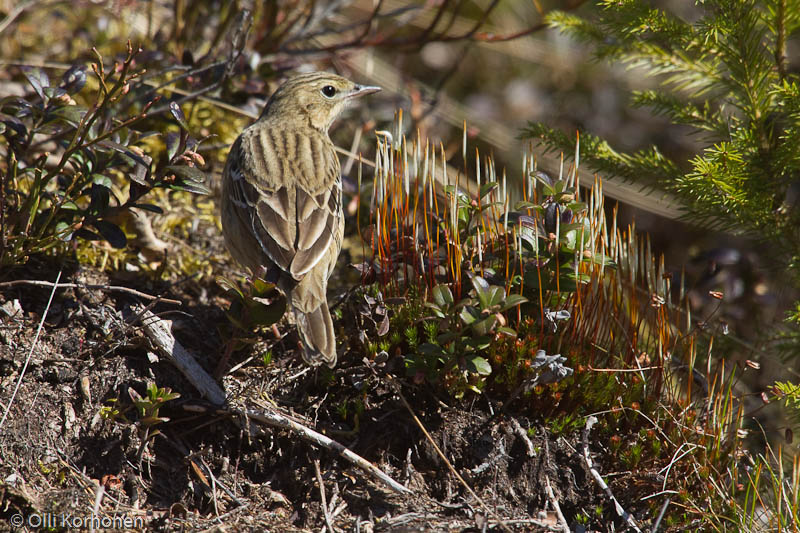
[42,87,66,100]
[216,276,243,297]
[418,343,445,355]
[470,275,490,294]
[165,164,206,183]
[431,284,454,308]
[169,181,211,195]
[479,182,498,199]
[247,293,287,327]
[169,101,190,131]
[60,65,87,94]
[132,203,163,214]
[75,228,101,241]
[459,307,477,325]
[423,301,445,317]
[88,183,110,213]
[22,67,49,101]
[47,104,87,126]
[93,220,127,248]
[97,140,151,173]
[471,315,497,336]
[165,132,180,161]
[500,294,528,311]
[486,286,505,307]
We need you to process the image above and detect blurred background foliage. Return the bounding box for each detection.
[3,0,800,527]
[2,0,796,389]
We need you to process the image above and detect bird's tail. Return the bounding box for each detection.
[288,277,337,368]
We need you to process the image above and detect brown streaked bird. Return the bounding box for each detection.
[221,72,380,367]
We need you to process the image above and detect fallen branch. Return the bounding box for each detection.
[133,305,227,405]
[543,475,569,532]
[314,459,334,533]
[135,306,411,495]
[510,418,536,457]
[0,279,182,306]
[241,406,410,495]
[582,416,642,532]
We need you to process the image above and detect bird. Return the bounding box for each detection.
[221,72,380,367]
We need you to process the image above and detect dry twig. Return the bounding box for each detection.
[543,475,569,532]
[135,306,411,495]
[582,416,642,532]
[0,279,182,306]
[314,459,335,533]
[0,268,62,431]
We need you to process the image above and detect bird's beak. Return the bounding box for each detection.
[348,85,381,99]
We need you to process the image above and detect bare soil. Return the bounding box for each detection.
[0,252,653,532]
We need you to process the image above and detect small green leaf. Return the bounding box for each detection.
[466,356,492,376]
[247,294,287,327]
[165,164,206,182]
[216,276,243,297]
[479,181,498,199]
[471,315,497,336]
[22,67,49,101]
[169,181,211,195]
[431,284,454,308]
[485,286,505,308]
[48,105,87,126]
[54,221,74,241]
[500,294,528,311]
[92,174,112,188]
[470,275,490,295]
[423,301,445,318]
[497,326,518,337]
[165,132,180,161]
[459,307,477,325]
[252,278,277,294]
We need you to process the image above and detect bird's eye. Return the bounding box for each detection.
[321,85,337,98]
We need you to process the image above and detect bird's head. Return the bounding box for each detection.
[261,72,381,132]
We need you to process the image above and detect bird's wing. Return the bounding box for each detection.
[290,182,341,279]
[229,127,341,281]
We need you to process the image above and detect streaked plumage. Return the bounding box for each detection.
[221,72,380,367]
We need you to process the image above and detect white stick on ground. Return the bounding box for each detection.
[582,416,642,532]
[135,305,411,495]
